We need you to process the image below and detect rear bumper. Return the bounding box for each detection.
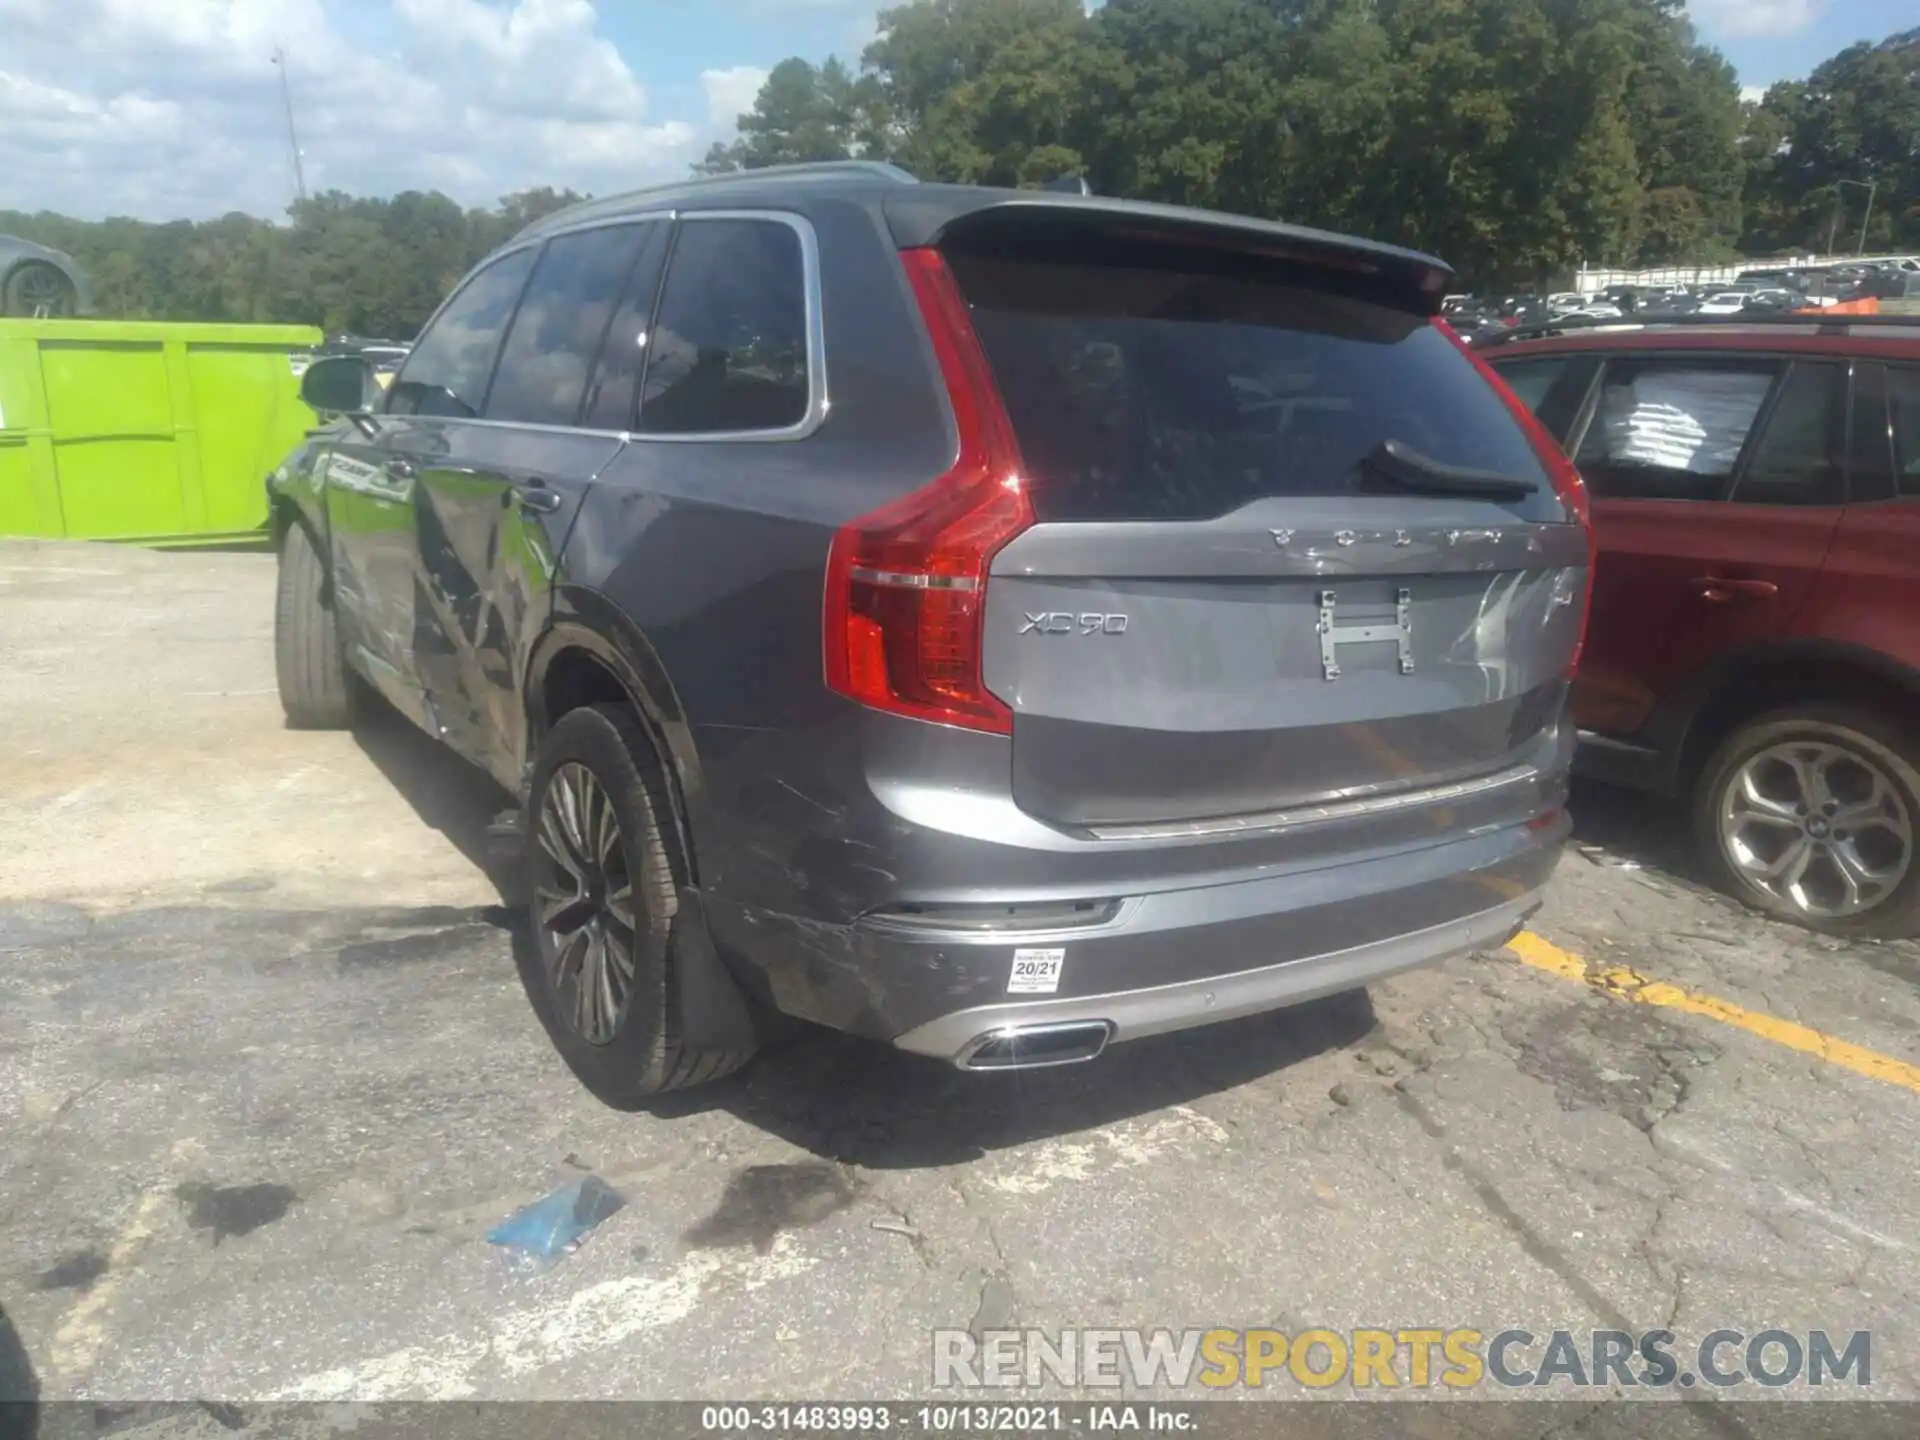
[707,808,1568,1051]
[895,890,1541,1065]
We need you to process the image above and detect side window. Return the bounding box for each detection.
[1495,358,1569,414]
[579,223,670,432]
[1492,355,1598,446]
[485,224,651,428]
[1729,361,1843,507]
[640,218,811,435]
[386,248,537,419]
[1574,358,1777,501]
[1847,363,1896,503]
[1889,366,1920,499]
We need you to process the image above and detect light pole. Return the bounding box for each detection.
[1833,178,1877,257]
[271,48,309,207]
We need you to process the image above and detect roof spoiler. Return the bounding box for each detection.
[885,190,1454,316]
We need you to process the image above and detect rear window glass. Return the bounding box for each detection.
[950,254,1550,523]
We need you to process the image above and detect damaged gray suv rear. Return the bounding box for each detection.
[273,161,1591,1102]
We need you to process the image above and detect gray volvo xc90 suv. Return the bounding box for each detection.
[274,161,1591,1102]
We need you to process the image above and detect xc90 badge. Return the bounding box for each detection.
[1021,612,1130,636]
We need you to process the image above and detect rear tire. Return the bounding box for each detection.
[3,260,77,318]
[516,704,757,1105]
[274,520,360,730]
[1694,704,1920,939]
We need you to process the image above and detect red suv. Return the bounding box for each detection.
[1485,316,1920,937]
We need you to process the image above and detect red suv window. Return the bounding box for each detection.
[1572,357,1842,506]
[1890,365,1920,498]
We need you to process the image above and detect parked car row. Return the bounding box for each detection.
[1445,281,1839,340]
[1445,260,1920,341]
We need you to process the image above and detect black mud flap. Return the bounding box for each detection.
[672,886,764,1052]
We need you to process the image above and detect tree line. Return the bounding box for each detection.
[5,0,1915,341]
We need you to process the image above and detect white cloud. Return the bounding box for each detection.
[1688,0,1828,40]
[701,65,770,129]
[1740,84,1767,104]
[842,8,885,60]
[0,0,703,220]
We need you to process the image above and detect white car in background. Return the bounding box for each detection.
[1696,291,1754,316]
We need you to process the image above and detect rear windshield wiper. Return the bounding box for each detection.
[1356,438,1538,502]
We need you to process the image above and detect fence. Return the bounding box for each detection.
[1575,254,1920,294]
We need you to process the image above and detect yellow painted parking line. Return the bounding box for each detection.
[1507,930,1920,1097]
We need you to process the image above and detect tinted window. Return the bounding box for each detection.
[486,225,650,427]
[1575,359,1776,501]
[953,255,1550,523]
[1890,366,1920,499]
[1497,358,1570,413]
[1848,363,1896,502]
[640,219,810,434]
[1493,353,1597,445]
[387,248,537,418]
[1731,362,1842,506]
[580,223,670,432]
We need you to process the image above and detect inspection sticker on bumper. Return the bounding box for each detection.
[1008,948,1065,995]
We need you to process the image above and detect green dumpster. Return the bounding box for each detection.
[0,319,323,547]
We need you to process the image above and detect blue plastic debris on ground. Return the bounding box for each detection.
[488,1175,625,1263]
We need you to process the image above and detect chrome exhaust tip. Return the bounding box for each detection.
[956,1020,1114,1071]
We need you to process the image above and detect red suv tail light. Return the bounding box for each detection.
[822,247,1033,733]
[1434,316,1594,675]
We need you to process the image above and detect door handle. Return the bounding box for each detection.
[387,458,416,480]
[1694,576,1778,603]
[513,477,563,514]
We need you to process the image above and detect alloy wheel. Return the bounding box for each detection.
[1718,738,1913,921]
[533,762,638,1045]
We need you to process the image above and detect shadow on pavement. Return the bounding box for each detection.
[0,1299,37,1437]
[1567,778,1710,886]
[354,694,1383,1162]
[351,702,520,904]
[648,987,1378,1170]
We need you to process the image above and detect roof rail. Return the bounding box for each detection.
[1473,310,1920,347]
[693,159,920,186]
[518,160,920,241]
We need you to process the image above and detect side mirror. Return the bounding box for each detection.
[301,355,378,416]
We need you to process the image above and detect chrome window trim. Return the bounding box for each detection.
[1086,763,1540,842]
[632,209,829,445]
[386,414,635,442]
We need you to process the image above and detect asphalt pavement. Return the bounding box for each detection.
[2,541,1917,1430]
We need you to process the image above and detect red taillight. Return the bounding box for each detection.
[1433,316,1594,675]
[822,247,1033,733]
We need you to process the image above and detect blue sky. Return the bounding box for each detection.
[1687,0,1916,96]
[0,0,1912,222]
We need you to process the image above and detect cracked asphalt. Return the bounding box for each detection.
[3,542,1918,1428]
